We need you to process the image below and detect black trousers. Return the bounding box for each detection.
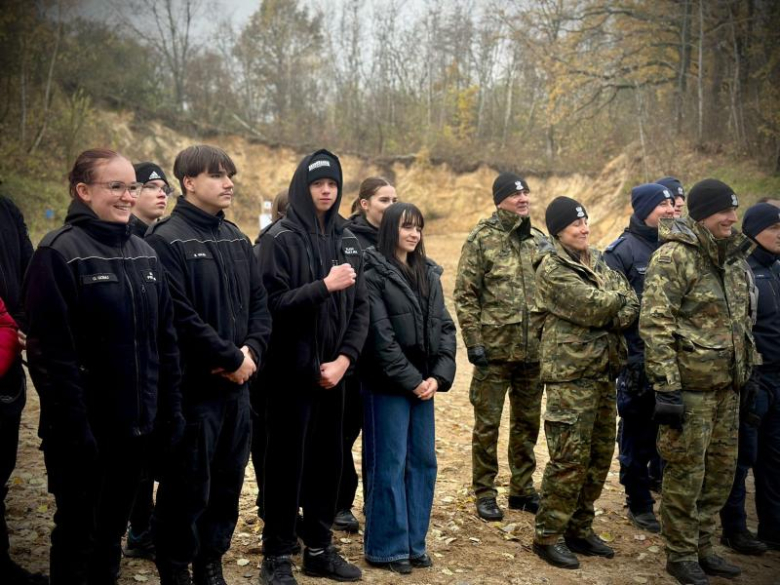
[262,379,345,556]
[128,476,154,535]
[153,389,252,572]
[336,375,362,512]
[0,410,21,561]
[250,385,267,519]
[45,433,148,585]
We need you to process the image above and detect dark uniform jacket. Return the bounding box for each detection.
[0,196,33,414]
[361,247,456,395]
[129,215,150,239]
[343,214,378,251]
[146,197,271,399]
[749,245,780,372]
[257,150,369,384]
[23,200,182,441]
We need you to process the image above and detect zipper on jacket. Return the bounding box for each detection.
[121,244,142,436]
[213,228,237,341]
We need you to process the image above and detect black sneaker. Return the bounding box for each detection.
[721,530,768,555]
[333,509,360,533]
[366,559,412,574]
[410,553,433,568]
[507,494,540,514]
[699,555,741,579]
[475,497,503,521]
[192,559,226,585]
[260,556,298,585]
[564,533,615,558]
[124,528,156,560]
[303,546,361,582]
[532,542,579,569]
[666,560,709,585]
[0,558,49,585]
[628,510,661,534]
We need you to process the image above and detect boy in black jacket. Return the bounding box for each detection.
[146,145,272,585]
[258,150,369,585]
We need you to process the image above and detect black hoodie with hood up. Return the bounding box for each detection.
[258,150,369,383]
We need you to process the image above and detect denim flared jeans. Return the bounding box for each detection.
[362,391,437,562]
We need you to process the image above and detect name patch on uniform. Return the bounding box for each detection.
[187,251,212,260]
[343,246,358,256]
[81,273,118,284]
[141,270,158,283]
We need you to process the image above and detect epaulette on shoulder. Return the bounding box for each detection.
[531,226,548,239]
[466,220,492,242]
[146,215,172,233]
[605,235,626,253]
[653,242,677,264]
[38,224,73,247]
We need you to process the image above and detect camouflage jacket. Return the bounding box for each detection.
[454,210,547,362]
[535,240,639,383]
[640,217,759,393]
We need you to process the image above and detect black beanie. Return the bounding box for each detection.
[545,196,587,236]
[134,162,169,186]
[742,202,780,240]
[631,182,674,221]
[307,152,341,186]
[493,172,530,205]
[687,179,739,221]
[656,176,685,199]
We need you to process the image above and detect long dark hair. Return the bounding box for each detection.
[378,202,428,296]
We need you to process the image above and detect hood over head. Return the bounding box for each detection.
[286,149,344,235]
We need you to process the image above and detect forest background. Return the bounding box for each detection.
[2,0,780,241]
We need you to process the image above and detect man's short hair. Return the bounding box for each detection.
[173,145,237,194]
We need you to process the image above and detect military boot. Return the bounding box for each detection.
[532,541,579,569]
[508,494,540,514]
[192,558,227,585]
[666,561,709,585]
[628,510,660,533]
[699,555,741,579]
[564,533,614,558]
[475,497,503,521]
[721,530,768,555]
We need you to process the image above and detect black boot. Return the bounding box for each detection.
[532,541,579,569]
[192,559,227,585]
[699,555,741,579]
[157,566,193,585]
[628,510,660,533]
[333,509,359,533]
[302,546,361,581]
[666,561,709,585]
[475,497,503,521]
[507,494,540,514]
[0,557,49,585]
[564,533,615,558]
[260,556,297,585]
[721,530,768,555]
[366,558,412,574]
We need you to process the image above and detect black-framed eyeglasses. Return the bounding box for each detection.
[141,183,175,197]
[90,181,144,197]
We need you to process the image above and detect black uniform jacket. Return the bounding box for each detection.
[146,197,271,398]
[257,150,369,383]
[23,200,182,440]
[343,213,378,251]
[361,247,456,395]
[749,245,780,372]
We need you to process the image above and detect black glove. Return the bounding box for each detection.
[654,391,685,430]
[741,373,762,427]
[467,345,489,368]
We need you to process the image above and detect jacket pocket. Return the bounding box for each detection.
[677,337,733,390]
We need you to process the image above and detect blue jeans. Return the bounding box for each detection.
[362,391,437,563]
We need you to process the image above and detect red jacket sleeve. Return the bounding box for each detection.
[0,297,21,378]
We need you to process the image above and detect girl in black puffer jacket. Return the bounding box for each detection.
[361,203,456,572]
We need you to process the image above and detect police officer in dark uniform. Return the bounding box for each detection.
[720,202,780,554]
[605,183,675,533]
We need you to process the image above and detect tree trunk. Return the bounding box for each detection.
[697,0,704,145]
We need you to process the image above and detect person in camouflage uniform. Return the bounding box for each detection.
[454,172,548,521]
[532,196,639,570]
[640,179,759,585]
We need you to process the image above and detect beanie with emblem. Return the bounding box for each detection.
[493,172,530,205]
[134,162,169,186]
[632,183,674,221]
[307,152,341,187]
[687,179,739,221]
[742,202,780,241]
[656,176,685,200]
[545,196,588,236]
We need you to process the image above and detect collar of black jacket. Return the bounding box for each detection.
[627,213,660,244]
[751,242,779,268]
[65,198,131,246]
[172,195,224,230]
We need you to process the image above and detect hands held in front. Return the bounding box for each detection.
[319,355,350,389]
[466,345,489,368]
[324,263,357,292]
[414,377,439,401]
[211,345,257,385]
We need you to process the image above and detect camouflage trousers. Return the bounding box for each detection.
[535,379,616,544]
[657,387,739,563]
[469,361,542,500]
